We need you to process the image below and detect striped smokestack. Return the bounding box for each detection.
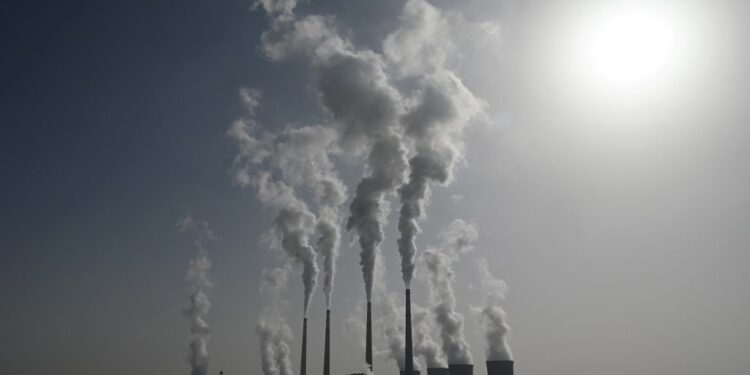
[323,310,331,375]
[405,289,414,375]
[427,368,450,375]
[300,317,307,375]
[366,301,373,371]
[486,361,513,375]
[448,364,472,375]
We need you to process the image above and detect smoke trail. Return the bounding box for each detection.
[376,290,406,370]
[422,220,478,365]
[474,259,513,361]
[383,0,485,287]
[275,126,347,308]
[228,90,321,316]
[257,265,296,375]
[412,303,448,369]
[178,216,214,375]
[257,2,408,303]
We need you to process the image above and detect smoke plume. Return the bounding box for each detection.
[257,265,296,375]
[474,259,513,361]
[228,89,323,316]
[383,0,485,287]
[258,1,409,302]
[178,216,215,375]
[412,303,448,369]
[422,220,478,364]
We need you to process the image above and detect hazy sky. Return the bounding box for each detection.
[1,1,749,375]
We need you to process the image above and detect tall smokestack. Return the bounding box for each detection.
[486,360,513,375]
[427,369,450,375]
[300,317,307,375]
[405,289,414,375]
[324,310,331,375]
[366,301,373,371]
[448,364,473,375]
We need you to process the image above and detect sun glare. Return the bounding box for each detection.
[568,3,689,95]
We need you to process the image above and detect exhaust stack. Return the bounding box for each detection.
[427,369,450,375]
[366,301,373,371]
[300,317,307,375]
[448,364,473,375]
[405,289,414,375]
[486,361,513,375]
[324,310,331,375]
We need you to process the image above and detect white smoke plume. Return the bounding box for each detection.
[178,215,215,375]
[474,259,513,361]
[422,219,478,365]
[412,303,448,369]
[257,1,409,303]
[257,264,296,375]
[384,0,485,287]
[375,290,407,370]
[228,89,322,316]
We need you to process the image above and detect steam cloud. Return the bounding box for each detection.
[257,265,296,375]
[412,303,448,369]
[258,0,409,302]
[474,259,513,361]
[178,216,215,375]
[384,0,485,287]
[423,219,478,364]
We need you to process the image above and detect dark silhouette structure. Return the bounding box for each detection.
[405,289,414,375]
[427,368,450,375]
[323,310,331,375]
[486,360,513,375]
[366,301,373,371]
[300,317,307,375]
[400,371,420,375]
[449,364,473,375]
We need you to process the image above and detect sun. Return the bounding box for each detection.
[568,3,688,95]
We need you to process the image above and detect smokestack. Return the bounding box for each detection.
[427,369,450,375]
[366,301,373,371]
[486,361,513,375]
[405,289,414,375]
[324,310,331,375]
[448,364,473,375]
[300,317,307,375]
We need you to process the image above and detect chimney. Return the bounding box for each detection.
[405,289,414,375]
[448,364,473,375]
[486,361,513,375]
[323,310,331,375]
[300,317,307,375]
[366,301,373,372]
[427,368,450,375]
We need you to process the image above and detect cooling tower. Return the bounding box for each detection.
[366,301,373,371]
[486,360,513,375]
[400,371,420,375]
[405,289,414,375]
[448,364,473,375]
[300,317,307,375]
[427,368,450,375]
[323,309,331,375]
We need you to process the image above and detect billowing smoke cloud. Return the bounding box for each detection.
[375,289,406,370]
[228,89,322,316]
[258,0,409,302]
[178,216,215,375]
[383,0,485,287]
[422,219,478,364]
[474,259,513,361]
[412,303,448,369]
[257,264,296,375]
[275,125,347,308]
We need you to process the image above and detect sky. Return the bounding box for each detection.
[1,1,749,375]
